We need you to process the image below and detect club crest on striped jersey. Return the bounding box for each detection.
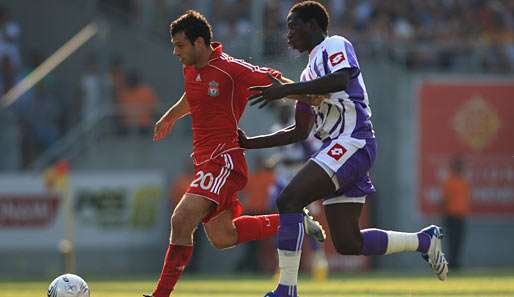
[208,80,219,97]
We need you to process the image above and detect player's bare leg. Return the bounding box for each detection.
[148,194,215,297]
[324,203,448,280]
[203,205,326,252]
[203,209,240,249]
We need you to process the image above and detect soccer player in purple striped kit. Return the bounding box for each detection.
[238,2,448,296]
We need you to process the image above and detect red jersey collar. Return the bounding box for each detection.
[209,42,223,61]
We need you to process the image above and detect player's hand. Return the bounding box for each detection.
[238,128,250,148]
[248,73,289,108]
[153,115,175,142]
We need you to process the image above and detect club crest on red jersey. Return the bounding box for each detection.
[327,143,347,161]
[208,80,219,97]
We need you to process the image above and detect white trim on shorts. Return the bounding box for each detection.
[322,195,366,205]
[184,193,220,205]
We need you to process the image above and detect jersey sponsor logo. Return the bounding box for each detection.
[327,143,347,161]
[195,73,202,81]
[208,80,219,97]
[329,52,345,66]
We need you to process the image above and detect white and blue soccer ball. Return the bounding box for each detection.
[48,274,89,297]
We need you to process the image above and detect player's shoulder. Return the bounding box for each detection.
[215,52,260,73]
[324,35,352,48]
[217,52,248,66]
[210,52,237,69]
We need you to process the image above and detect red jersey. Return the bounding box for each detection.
[183,42,281,165]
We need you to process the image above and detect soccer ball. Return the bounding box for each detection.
[48,274,89,297]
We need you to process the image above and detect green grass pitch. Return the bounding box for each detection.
[2,270,514,297]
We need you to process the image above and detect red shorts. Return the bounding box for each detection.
[186,150,248,223]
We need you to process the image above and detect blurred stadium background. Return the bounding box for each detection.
[0,0,513,287]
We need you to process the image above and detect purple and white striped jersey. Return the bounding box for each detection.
[299,35,375,144]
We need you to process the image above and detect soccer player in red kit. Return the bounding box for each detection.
[145,11,325,297]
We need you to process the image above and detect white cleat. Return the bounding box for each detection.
[303,208,326,242]
[421,225,448,281]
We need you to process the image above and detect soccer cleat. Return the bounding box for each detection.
[264,284,299,297]
[264,288,299,297]
[303,208,326,242]
[142,295,153,297]
[420,225,448,281]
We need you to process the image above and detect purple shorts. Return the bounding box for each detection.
[311,138,376,201]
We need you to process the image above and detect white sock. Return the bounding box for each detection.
[385,231,420,255]
[277,249,301,286]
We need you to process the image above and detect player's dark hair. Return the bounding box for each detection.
[170,10,212,45]
[290,1,329,33]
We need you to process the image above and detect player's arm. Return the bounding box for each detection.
[153,93,190,142]
[233,60,327,106]
[277,76,328,106]
[249,69,351,108]
[282,68,351,95]
[239,107,313,149]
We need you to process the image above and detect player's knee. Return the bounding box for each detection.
[207,230,236,250]
[209,236,234,250]
[276,191,304,213]
[333,238,362,255]
[171,212,194,238]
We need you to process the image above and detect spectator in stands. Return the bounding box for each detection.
[0,5,21,72]
[117,71,158,135]
[263,1,287,57]
[79,54,105,124]
[1,55,32,169]
[28,82,60,159]
[107,55,126,103]
[119,71,157,134]
[212,0,252,56]
[260,0,514,71]
[91,0,514,71]
[106,56,128,134]
[0,53,15,95]
[442,155,470,270]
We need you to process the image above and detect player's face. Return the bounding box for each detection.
[286,13,310,53]
[171,31,197,65]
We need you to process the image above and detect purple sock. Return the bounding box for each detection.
[278,213,304,251]
[274,284,297,297]
[360,228,388,255]
[417,232,430,253]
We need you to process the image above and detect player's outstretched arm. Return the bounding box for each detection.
[250,74,329,108]
[238,109,313,149]
[153,93,190,142]
[278,76,328,106]
[249,69,351,108]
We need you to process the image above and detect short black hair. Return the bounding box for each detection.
[289,1,329,33]
[170,10,212,45]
